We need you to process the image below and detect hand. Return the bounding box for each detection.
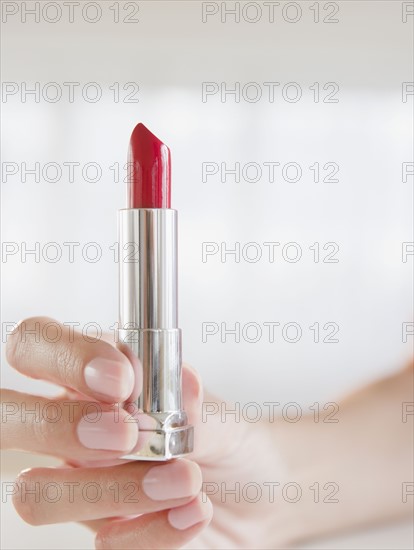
[5,317,411,548]
[2,317,280,549]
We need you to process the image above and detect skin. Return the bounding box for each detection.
[1,316,413,549]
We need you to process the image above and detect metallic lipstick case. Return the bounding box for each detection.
[118,208,193,460]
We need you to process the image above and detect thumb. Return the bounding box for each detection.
[182,364,247,464]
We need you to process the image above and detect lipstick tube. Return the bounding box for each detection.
[117,140,193,460]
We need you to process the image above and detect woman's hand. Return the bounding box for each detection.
[2,317,212,549]
[2,317,280,549]
[3,317,413,549]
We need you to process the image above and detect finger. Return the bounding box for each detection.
[13,459,202,525]
[1,389,138,460]
[6,317,141,403]
[182,364,247,463]
[62,363,211,469]
[95,494,213,549]
[181,364,203,429]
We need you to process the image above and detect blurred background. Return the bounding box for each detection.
[1,1,413,548]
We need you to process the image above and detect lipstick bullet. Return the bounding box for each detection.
[127,122,171,209]
[118,123,193,460]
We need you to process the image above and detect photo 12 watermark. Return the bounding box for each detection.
[202,161,340,184]
[201,2,340,24]
[1,82,139,103]
[1,1,140,24]
[202,81,340,103]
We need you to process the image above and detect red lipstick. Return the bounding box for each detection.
[128,123,171,209]
[118,123,193,461]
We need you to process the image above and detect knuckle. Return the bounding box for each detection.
[52,339,83,387]
[33,416,51,446]
[5,316,56,369]
[5,329,19,367]
[32,411,62,449]
[12,470,39,526]
[6,318,37,368]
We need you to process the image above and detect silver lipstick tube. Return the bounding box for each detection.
[118,208,193,460]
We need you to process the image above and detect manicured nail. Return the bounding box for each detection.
[142,460,202,501]
[77,411,138,451]
[168,494,213,530]
[84,358,134,401]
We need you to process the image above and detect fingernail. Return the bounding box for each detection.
[142,460,202,501]
[77,411,138,451]
[168,494,213,530]
[84,358,134,401]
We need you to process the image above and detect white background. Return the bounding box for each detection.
[1,1,413,548]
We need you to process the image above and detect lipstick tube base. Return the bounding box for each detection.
[121,418,194,461]
[117,327,194,461]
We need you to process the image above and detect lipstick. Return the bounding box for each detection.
[118,123,193,460]
[128,123,171,208]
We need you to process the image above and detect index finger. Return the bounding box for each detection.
[6,317,141,404]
